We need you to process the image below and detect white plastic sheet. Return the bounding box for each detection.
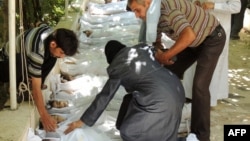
[87,1,127,15]
[146,0,161,43]
[27,128,42,141]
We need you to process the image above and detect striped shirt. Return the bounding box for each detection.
[157,0,219,47]
[5,24,54,77]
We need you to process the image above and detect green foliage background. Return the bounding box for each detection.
[0,0,67,46]
[40,0,65,27]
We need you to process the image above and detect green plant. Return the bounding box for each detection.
[40,0,65,27]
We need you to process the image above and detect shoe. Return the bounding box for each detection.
[186,133,199,141]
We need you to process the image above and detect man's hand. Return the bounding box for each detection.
[31,77,57,132]
[155,49,175,65]
[64,120,84,134]
[202,2,214,10]
[40,114,58,132]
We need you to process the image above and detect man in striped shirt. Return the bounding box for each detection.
[0,24,78,132]
[128,0,226,141]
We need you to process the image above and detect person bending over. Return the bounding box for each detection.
[64,40,185,141]
[0,23,79,132]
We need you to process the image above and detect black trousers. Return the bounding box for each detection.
[0,60,9,83]
[231,0,248,37]
[165,24,226,141]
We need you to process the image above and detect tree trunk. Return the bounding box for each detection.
[32,0,42,21]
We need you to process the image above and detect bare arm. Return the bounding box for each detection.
[31,77,57,132]
[155,26,196,65]
[64,120,84,134]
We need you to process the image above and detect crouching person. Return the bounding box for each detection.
[64,40,185,141]
[0,23,79,131]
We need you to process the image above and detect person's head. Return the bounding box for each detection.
[105,40,126,64]
[45,28,79,58]
[127,0,151,21]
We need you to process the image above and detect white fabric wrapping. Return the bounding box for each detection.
[87,1,127,15]
[244,8,250,31]
[146,0,161,43]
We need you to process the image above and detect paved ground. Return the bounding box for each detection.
[210,29,250,141]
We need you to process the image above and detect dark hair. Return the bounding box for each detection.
[105,40,126,64]
[127,0,144,7]
[46,28,79,56]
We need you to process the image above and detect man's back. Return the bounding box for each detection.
[4,24,52,57]
[107,44,185,105]
[159,0,219,47]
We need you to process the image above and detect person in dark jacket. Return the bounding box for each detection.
[64,40,185,141]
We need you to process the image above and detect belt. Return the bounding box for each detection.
[208,24,224,38]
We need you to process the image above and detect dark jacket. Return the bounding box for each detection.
[80,43,185,141]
